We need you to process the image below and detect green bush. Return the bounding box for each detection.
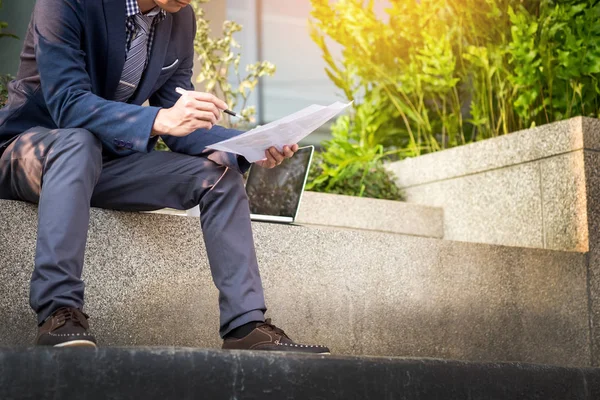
[155,0,275,152]
[0,0,17,108]
[308,151,404,201]
[0,74,10,108]
[306,107,405,200]
[191,0,275,130]
[308,0,600,199]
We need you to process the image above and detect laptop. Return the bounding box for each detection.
[246,146,314,223]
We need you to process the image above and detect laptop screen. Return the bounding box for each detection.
[246,146,314,219]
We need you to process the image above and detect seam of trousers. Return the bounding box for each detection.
[208,166,230,193]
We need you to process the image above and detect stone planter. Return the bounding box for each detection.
[388,116,600,365]
[387,117,600,252]
[296,192,443,238]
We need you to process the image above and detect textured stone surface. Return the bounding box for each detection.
[387,119,600,252]
[401,162,545,249]
[540,151,589,252]
[0,200,591,366]
[295,192,444,238]
[2,348,600,400]
[584,150,600,366]
[388,117,600,188]
[156,192,445,238]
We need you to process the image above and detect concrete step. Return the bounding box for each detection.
[295,191,444,238]
[166,191,445,238]
[0,200,591,367]
[1,348,599,400]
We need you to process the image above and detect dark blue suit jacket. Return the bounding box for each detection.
[0,0,248,170]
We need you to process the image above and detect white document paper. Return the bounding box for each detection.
[207,101,353,163]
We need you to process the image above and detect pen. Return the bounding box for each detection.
[175,87,237,117]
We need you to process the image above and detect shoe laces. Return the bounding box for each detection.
[54,308,88,327]
[259,318,290,340]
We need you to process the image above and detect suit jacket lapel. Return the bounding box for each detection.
[130,13,173,105]
[103,0,126,100]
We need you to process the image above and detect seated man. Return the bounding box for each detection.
[0,0,329,354]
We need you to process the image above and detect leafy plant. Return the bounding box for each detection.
[191,0,275,129]
[306,103,405,200]
[308,0,600,199]
[156,0,276,151]
[308,152,404,201]
[0,0,17,108]
[508,1,600,127]
[0,74,12,107]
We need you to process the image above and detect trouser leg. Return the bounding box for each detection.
[92,151,266,337]
[0,128,102,324]
[198,165,266,337]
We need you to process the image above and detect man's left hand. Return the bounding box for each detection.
[255,144,299,169]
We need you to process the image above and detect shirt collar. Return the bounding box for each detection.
[125,0,167,20]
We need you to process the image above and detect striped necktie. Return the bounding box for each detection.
[114,13,154,103]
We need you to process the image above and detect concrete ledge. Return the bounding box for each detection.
[295,192,444,238]
[0,200,591,366]
[2,348,600,400]
[386,117,600,252]
[388,117,600,188]
[385,118,600,366]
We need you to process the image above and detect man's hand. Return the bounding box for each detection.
[256,145,299,169]
[152,91,228,137]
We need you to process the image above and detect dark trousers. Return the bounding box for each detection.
[0,127,266,337]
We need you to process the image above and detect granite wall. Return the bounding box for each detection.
[387,117,600,252]
[388,116,600,365]
[0,200,591,367]
[295,192,444,238]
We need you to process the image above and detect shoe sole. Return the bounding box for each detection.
[54,340,97,348]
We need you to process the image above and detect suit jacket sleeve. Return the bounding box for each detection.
[33,0,159,154]
[148,7,251,172]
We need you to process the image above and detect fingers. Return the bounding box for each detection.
[183,108,218,125]
[183,91,229,111]
[258,145,299,168]
[268,147,285,165]
[183,119,213,132]
[192,120,214,130]
[181,96,221,122]
[261,150,277,169]
[282,145,295,158]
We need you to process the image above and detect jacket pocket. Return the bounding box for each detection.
[161,59,180,71]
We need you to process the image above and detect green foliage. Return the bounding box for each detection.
[155,0,276,151]
[190,0,275,130]
[508,1,600,126]
[0,74,11,107]
[308,151,404,201]
[306,103,405,200]
[0,0,17,108]
[308,0,600,199]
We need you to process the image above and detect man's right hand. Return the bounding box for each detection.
[151,91,228,137]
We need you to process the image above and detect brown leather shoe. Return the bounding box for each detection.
[222,319,330,354]
[36,307,97,347]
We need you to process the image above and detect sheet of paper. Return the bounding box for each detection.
[207,101,353,163]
